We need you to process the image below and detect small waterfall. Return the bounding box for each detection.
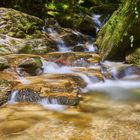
[42,60,72,74]
[46,28,71,52]
[86,43,97,52]
[8,90,18,103]
[41,59,94,87]
[92,14,102,32]
[85,79,140,100]
[38,98,67,112]
[18,76,30,84]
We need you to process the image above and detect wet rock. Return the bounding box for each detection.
[11,73,85,105]
[61,31,91,47]
[96,0,140,61]
[18,57,43,76]
[0,57,9,70]
[126,47,140,66]
[0,8,43,39]
[102,61,140,79]
[57,14,96,37]
[44,52,100,66]
[72,67,104,83]
[8,89,40,102]
[78,15,96,37]
[72,44,86,52]
[116,66,140,79]
[0,34,57,55]
[0,8,57,55]
[0,80,12,105]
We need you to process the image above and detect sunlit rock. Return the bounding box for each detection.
[43,52,100,66]
[0,80,12,105]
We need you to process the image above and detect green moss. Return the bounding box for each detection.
[96,0,140,61]
[126,47,140,66]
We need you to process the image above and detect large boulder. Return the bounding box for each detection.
[0,8,57,55]
[0,8,44,39]
[96,0,140,62]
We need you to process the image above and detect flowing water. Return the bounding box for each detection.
[1,14,140,140]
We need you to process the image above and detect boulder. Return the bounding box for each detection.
[126,47,140,66]
[0,8,57,55]
[0,57,9,70]
[96,0,140,63]
[0,80,12,105]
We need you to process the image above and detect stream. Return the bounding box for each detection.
[0,12,140,140]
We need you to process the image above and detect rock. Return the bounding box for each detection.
[126,47,140,66]
[78,15,96,37]
[116,66,140,79]
[18,57,43,76]
[44,52,100,66]
[102,61,140,79]
[0,57,9,70]
[0,8,58,55]
[0,34,57,55]
[96,0,140,62]
[12,73,85,105]
[0,80,12,105]
[72,44,86,52]
[61,31,90,47]
[57,14,96,37]
[0,8,44,39]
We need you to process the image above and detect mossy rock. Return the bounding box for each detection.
[96,0,140,61]
[126,47,140,66]
[0,57,9,70]
[0,8,44,39]
[57,14,96,37]
[0,80,12,105]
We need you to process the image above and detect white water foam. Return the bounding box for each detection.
[8,90,18,104]
[42,59,93,85]
[47,28,71,52]
[92,14,102,32]
[42,60,72,74]
[18,76,31,84]
[38,98,67,112]
[85,79,140,100]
